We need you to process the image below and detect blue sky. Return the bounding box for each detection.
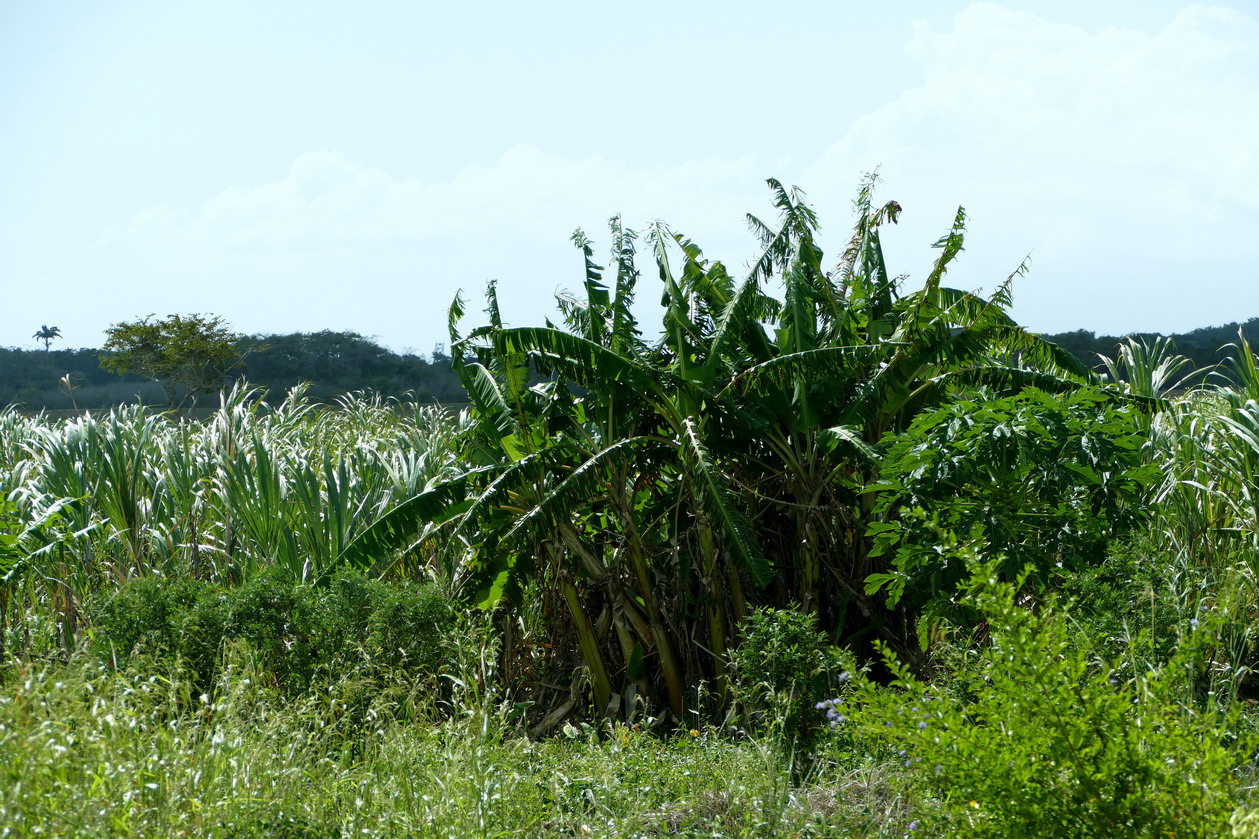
[3,1,1256,352]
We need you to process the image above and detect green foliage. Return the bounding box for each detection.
[361,577,454,675]
[100,313,249,411]
[1058,534,1183,674]
[867,387,1159,614]
[90,569,457,695]
[1139,334,1259,701]
[355,177,1086,721]
[224,570,324,693]
[732,607,843,744]
[0,497,33,581]
[842,563,1251,838]
[0,345,162,410]
[91,575,219,668]
[0,495,77,665]
[235,330,466,406]
[12,178,1259,835]
[178,589,231,690]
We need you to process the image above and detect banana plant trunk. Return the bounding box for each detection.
[559,573,615,717]
[698,522,732,709]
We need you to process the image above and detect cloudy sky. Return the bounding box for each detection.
[3,1,1256,353]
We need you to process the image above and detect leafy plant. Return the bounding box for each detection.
[0,495,79,663]
[866,387,1160,621]
[731,606,843,745]
[345,177,1087,722]
[842,561,1251,837]
[100,313,253,412]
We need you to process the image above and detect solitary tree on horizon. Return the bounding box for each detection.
[100,313,248,413]
[32,325,62,353]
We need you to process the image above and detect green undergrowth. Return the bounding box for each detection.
[0,653,916,838]
[88,569,456,696]
[7,545,1259,836]
[837,561,1259,837]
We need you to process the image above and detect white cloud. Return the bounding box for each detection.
[117,147,765,267]
[111,3,1259,342]
[110,147,776,347]
[811,3,1259,204]
[799,3,1259,333]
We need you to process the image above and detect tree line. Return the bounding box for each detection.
[0,329,465,411]
[6,313,1259,414]
[1044,318,1259,373]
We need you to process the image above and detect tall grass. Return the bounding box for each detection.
[1,386,466,663]
[0,649,911,838]
[1105,335,1259,701]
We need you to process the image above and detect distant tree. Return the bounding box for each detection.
[236,330,465,404]
[32,325,62,353]
[100,314,248,412]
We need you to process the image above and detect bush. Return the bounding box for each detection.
[177,589,231,691]
[732,607,843,744]
[366,578,453,675]
[226,570,325,692]
[91,576,218,668]
[838,561,1251,837]
[91,570,459,697]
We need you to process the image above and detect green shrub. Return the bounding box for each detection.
[225,570,325,692]
[177,588,230,691]
[366,578,453,675]
[321,569,379,651]
[319,570,455,677]
[840,562,1251,837]
[90,569,459,697]
[732,607,843,744]
[91,575,217,668]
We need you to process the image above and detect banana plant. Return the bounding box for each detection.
[342,178,1089,721]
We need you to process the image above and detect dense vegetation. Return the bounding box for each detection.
[10,313,1259,417]
[1046,318,1259,372]
[5,181,1259,836]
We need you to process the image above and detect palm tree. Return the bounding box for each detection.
[32,325,62,353]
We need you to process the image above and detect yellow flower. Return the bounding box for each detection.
[969,801,980,809]
[689,729,700,738]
